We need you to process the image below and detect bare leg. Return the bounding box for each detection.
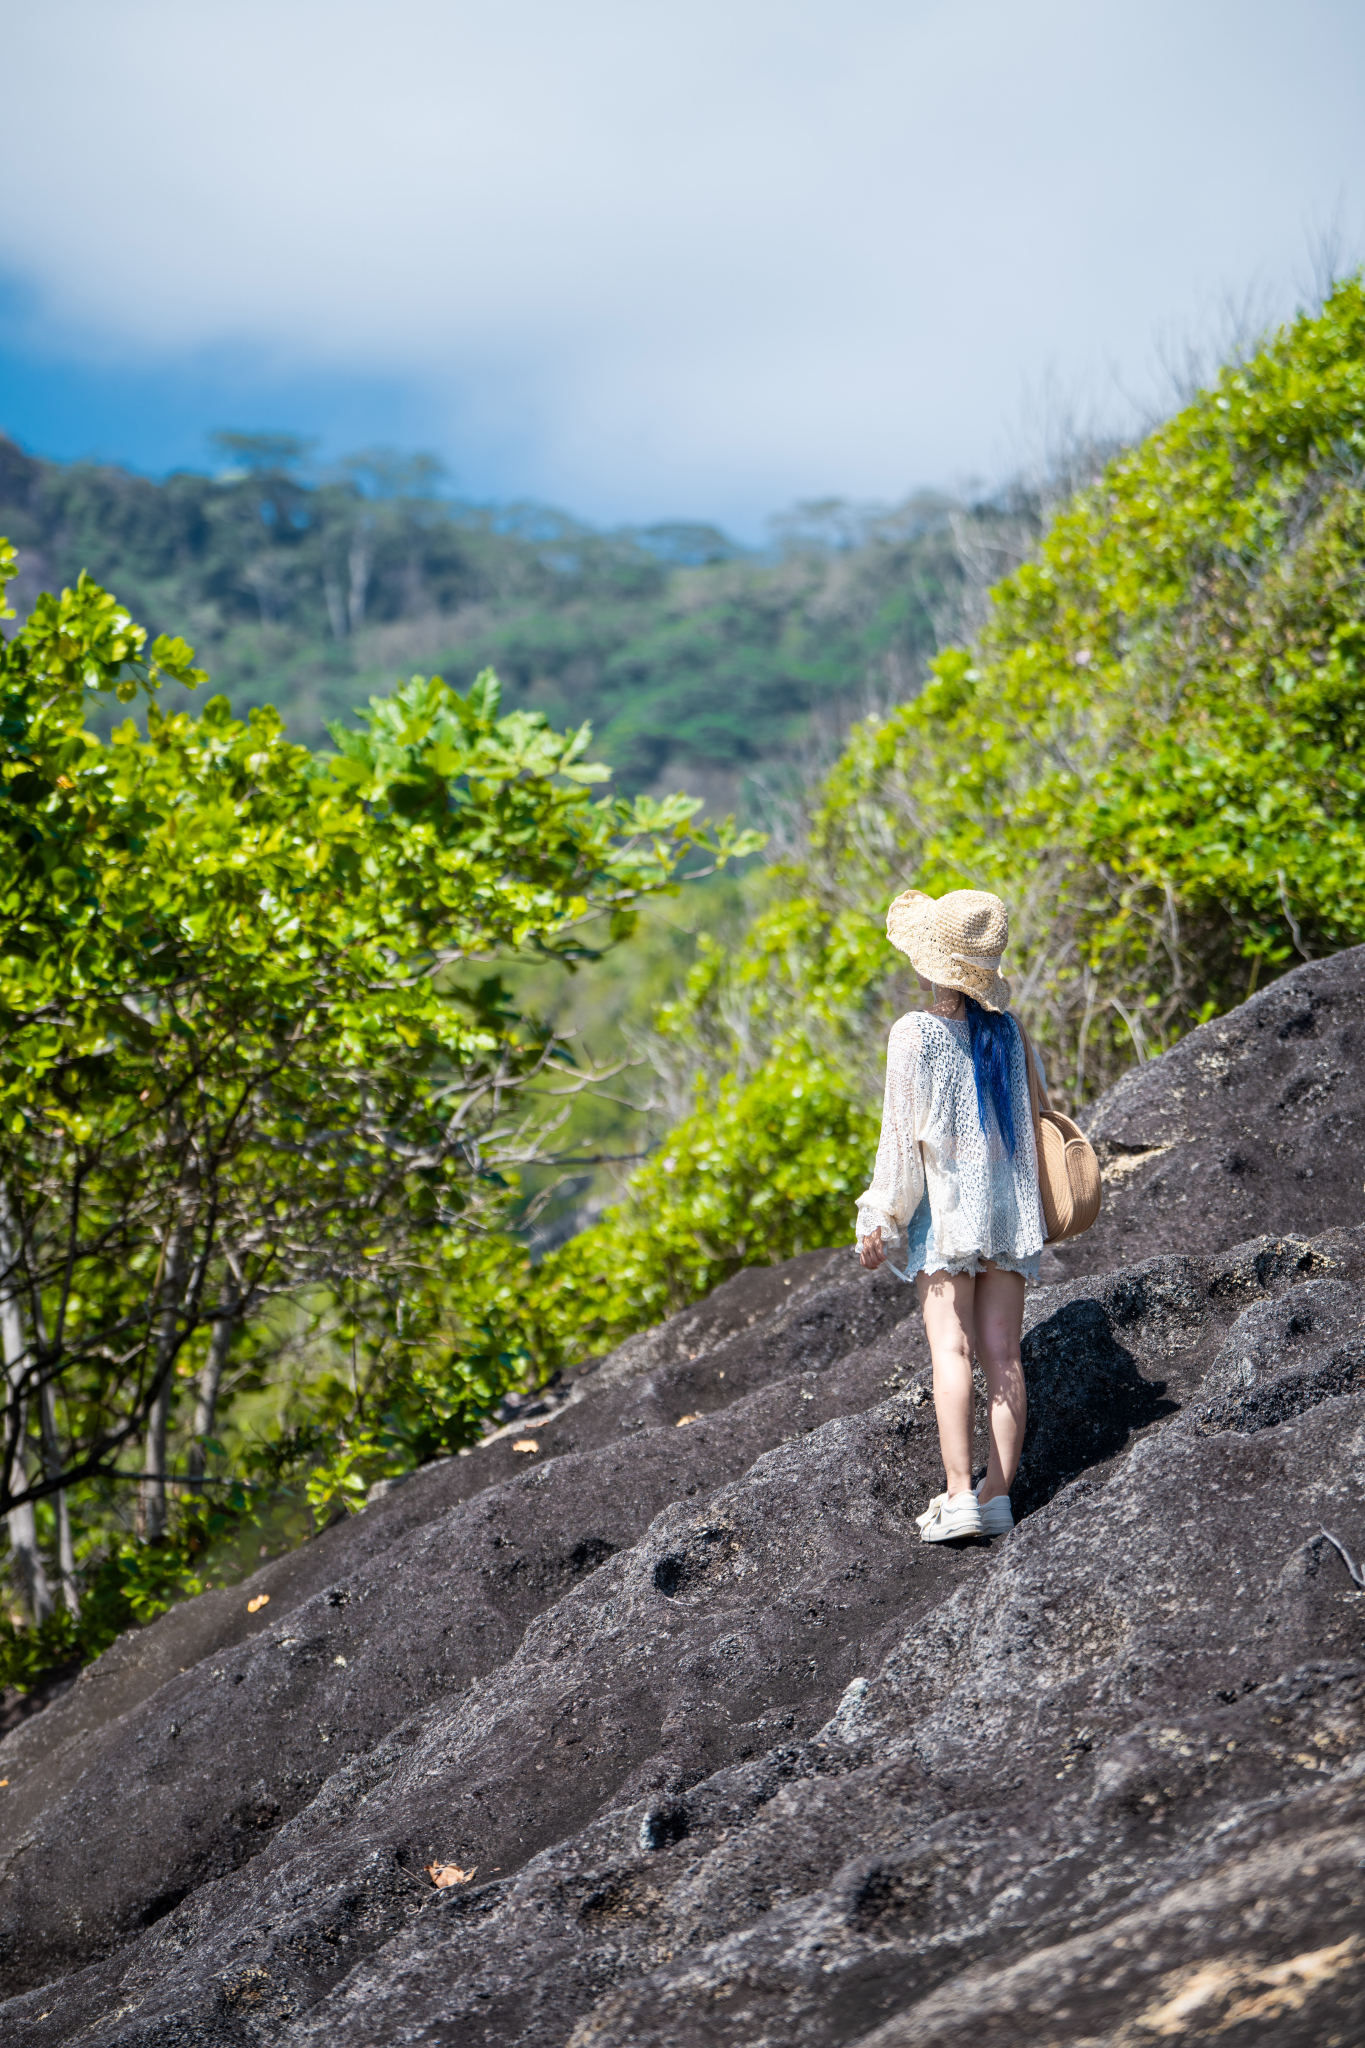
[915,1270,977,1498]
[974,1262,1027,1503]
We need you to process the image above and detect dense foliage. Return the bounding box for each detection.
[0,435,968,797]
[0,548,749,1665]
[525,1044,878,1361]
[525,275,1365,1353]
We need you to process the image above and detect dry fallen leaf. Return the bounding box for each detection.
[247,1593,270,1614]
[0,1777,9,1788]
[675,1413,700,1427]
[512,1438,539,1454]
[427,1861,477,1888]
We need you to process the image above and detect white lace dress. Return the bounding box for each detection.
[854,1011,1045,1282]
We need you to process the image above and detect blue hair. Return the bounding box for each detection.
[964,996,1017,1157]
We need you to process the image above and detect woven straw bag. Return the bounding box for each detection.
[1017,1022,1102,1242]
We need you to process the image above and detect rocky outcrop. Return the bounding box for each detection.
[1044,944,1365,1282]
[3,964,1365,2044]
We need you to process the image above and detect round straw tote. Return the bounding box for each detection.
[1017,1020,1102,1241]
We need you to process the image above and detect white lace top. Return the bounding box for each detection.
[854,1011,1045,1277]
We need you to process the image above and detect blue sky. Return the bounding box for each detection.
[1,0,1363,537]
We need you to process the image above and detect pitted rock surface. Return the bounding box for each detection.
[1044,944,1365,1283]
[3,975,1365,2044]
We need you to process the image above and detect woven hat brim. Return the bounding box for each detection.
[885,890,1011,1011]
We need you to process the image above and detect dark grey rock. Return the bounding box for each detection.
[5,969,1365,2044]
[1044,945,1365,1283]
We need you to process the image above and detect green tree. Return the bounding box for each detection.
[0,542,749,1617]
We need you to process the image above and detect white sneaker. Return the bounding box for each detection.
[918,1491,983,1543]
[974,1486,1014,1536]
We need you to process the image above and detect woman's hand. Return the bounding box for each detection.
[858,1227,886,1272]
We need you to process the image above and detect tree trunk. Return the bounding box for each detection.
[187,1288,239,1482]
[4,1381,53,1625]
[0,1203,54,1623]
[138,1221,193,1544]
[348,530,371,633]
[39,1380,78,1615]
[55,1485,77,1614]
[139,1376,171,1542]
[323,570,348,640]
[6,1492,53,1624]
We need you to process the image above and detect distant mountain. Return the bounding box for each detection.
[0,437,978,805]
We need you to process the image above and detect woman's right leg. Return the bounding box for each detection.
[915,1269,977,1498]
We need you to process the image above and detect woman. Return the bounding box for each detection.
[856,887,1045,1543]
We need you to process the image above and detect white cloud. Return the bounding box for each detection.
[2,0,1363,523]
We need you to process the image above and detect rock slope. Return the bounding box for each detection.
[1,957,1364,2045]
[1044,942,1365,1281]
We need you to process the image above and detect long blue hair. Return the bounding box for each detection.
[964,996,1017,1157]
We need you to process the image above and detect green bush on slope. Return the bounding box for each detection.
[531,276,1365,1356]
[528,1048,877,1361]
[815,273,1365,1091]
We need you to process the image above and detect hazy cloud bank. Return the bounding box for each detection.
[1,0,1362,527]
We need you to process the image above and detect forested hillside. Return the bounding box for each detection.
[0,435,1050,1261]
[0,433,982,806]
[5,279,1363,1702]
[529,274,1365,1353]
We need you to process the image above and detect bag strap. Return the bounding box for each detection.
[1016,1014,1047,1181]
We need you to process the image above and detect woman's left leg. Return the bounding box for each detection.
[974,1262,1027,1503]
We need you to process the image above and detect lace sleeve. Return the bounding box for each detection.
[854,1016,925,1247]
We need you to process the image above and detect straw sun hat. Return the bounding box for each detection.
[885,887,1011,1012]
